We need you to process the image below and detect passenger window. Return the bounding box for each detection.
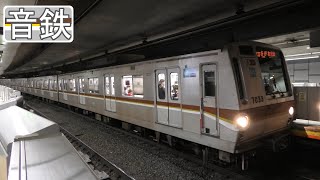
[58,80,62,90]
[69,79,76,92]
[122,75,143,98]
[43,80,48,90]
[89,77,99,93]
[53,80,57,90]
[111,76,115,96]
[170,73,179,100]
[49,79,52,90]
[133,75,143,98]
[204,71,215,97]
[63,79,68,91]
[158,73,166,100]
[37,80,42,89]
[79,78,85,93]
[105,76,110,95]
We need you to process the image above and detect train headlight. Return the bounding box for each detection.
[235,115,249,129]
[289,107,294,116]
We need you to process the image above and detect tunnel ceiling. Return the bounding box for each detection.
[1,0,320,77]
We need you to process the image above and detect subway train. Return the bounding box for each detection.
[0,41,295,169]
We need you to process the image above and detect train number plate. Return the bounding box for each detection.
[251,96,264,104]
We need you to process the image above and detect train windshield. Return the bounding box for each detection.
[256,47,289,96]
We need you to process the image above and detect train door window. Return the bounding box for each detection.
[88,77,99,93]
[49,79,52,90]
[105,76,110,95]
[170,72,179,100]
[53,80,57,90]
[37,80,42,89]
[111,75,115,96]
[63,79,68,91]
[204,71,215,97]
[79,78,85,93]
[58,80,62,90]
[43,80,48,90]
[158,73,166,99]
[31,81,34,88]
[69,79,76,92]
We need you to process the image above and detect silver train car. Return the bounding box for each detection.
[1,42,295,167]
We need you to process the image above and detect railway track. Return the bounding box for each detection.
[24,103,135,180]
[24,97,251,180]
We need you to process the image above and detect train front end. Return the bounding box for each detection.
[228,42,294,154]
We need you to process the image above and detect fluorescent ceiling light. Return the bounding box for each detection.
[273,38,310,46]
[285,51,320,57]
[286,55,319,61]
[285,53,311,57]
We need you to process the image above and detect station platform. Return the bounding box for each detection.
[0,85,100,180]
[291,119,320,140]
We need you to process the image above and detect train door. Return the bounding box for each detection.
[78,77,85,105]
[168,68,182,127]
[105,74,116,112]
[201,64,219,136]
[155,68,182,127]
[156,69,169,125]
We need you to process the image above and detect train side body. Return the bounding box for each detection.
[1,42,294,155]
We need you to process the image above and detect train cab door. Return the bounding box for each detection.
[200,64,219,136]
[156,68,182,127]
[105,74,116,112]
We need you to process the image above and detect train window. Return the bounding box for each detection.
[204,71,215,97]
[88,77,99,93]
[111,76,115,96]
[43,80,49,90]
[122,75,133,97]
[105,76,110,95]
[79,78,85,93]
[69,79,76,92]
[170,73,179,100]
[232,58,244,99]
[31,81,34,88]
[257,47,289,96]
[63,79,68,91]
[158,73,165,99]
[58,80,62,91]
[133,75,143,98]
[49,79,52,90]
[122,75,143,98]
[37,80,42,89]
[53,80,57,90]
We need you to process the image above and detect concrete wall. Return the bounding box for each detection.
[287,60,320,84]
[287,60,320,121]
